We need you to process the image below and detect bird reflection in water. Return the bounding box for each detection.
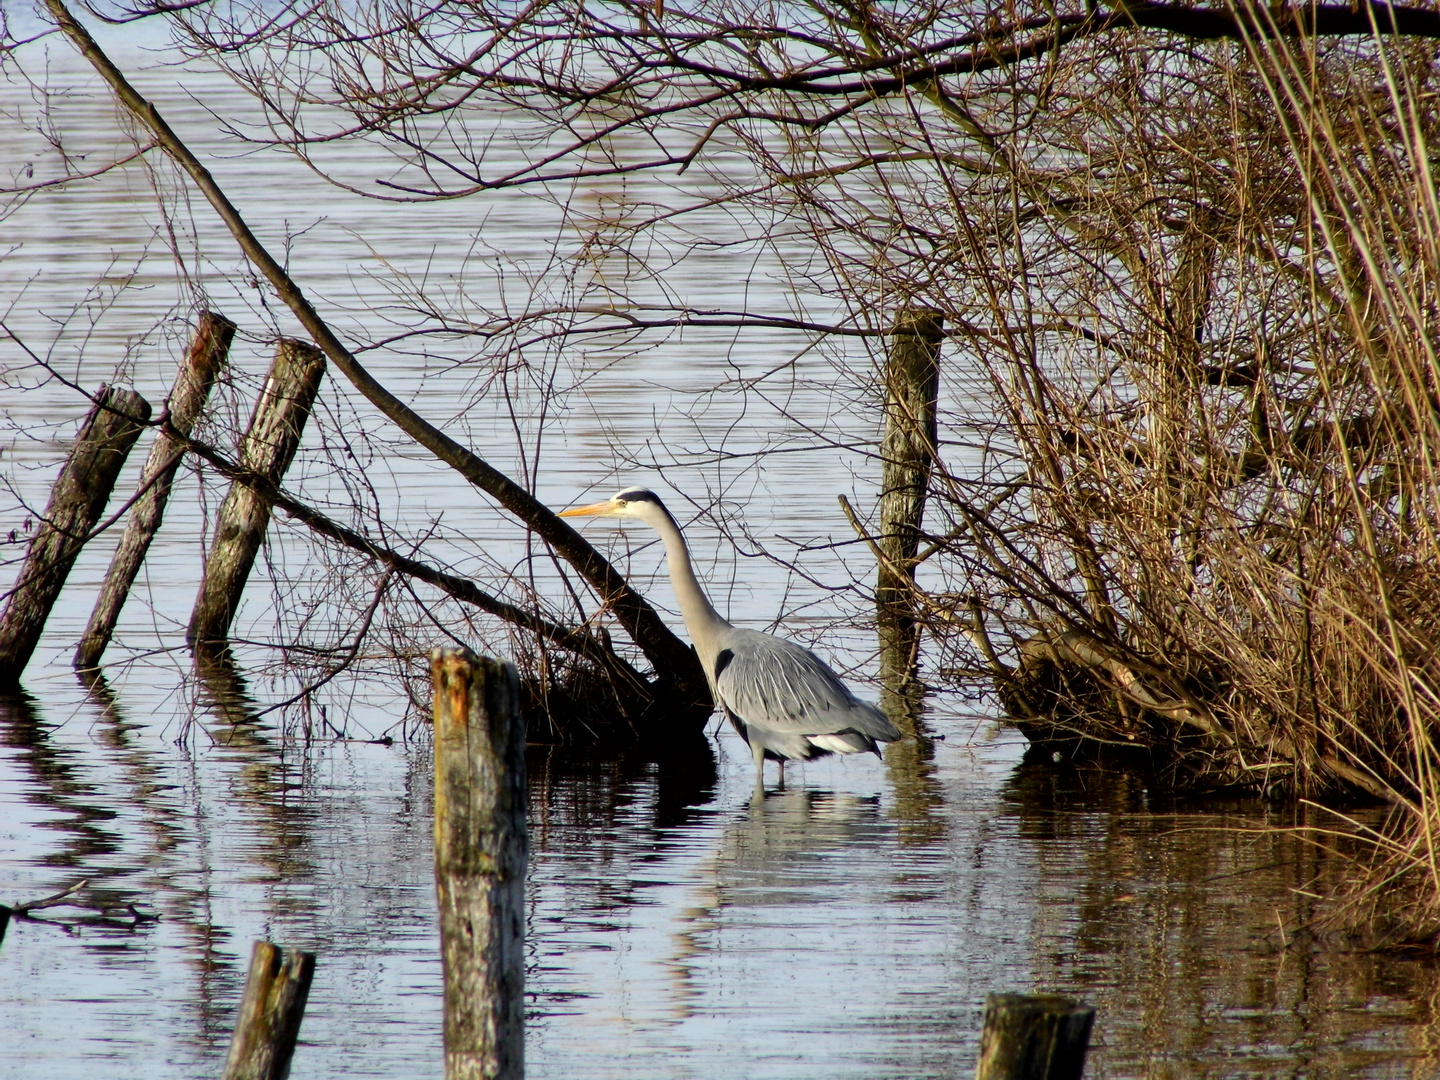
[662,789,885,1019]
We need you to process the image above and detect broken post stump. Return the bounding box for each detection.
[432,648,527,1080]
[187,338,324,649]
[975,992,1096,1080]
[0,386,151,683]
[877,308,943,713]
[220,940,316,1080]
[76,311,235,669]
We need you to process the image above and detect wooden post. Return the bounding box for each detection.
[877,308,944,717]
[0,386,151,683]
[975,993,1096,1080]
[432,648,527,1080]
[220,940,316,1080]
[187,338,325,648]
[76,311,235,669]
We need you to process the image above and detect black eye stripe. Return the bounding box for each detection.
[614,487,662,506]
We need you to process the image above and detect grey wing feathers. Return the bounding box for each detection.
[714,629,901,743]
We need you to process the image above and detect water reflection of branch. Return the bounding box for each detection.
[76,665,237,1046]
[998,754,1440,1078]
[528,739,717,1023]
[0,686,146,926]
[10,878,88,914]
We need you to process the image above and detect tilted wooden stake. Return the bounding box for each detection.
[0,386,150,683]
[877,308,943,712]
[76,311,235,669]
[975,992,1096,1080]
[187,338,324,648]
[432,648,527,1080]
[220,940,316,1080]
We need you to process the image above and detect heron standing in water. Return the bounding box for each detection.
[559,487,901,797]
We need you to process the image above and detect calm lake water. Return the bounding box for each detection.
[1,25,1437,1080]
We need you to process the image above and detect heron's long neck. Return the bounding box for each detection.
[643,504,729,659]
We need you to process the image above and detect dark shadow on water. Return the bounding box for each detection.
[528,723,716,835]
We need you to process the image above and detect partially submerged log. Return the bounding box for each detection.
[0,387,151,683]
[76,311,234,669]
[166,423,685,739]
[187,338,325,649]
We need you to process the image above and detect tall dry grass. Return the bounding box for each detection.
[745,7,1440,939]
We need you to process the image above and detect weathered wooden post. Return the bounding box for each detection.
[220,940,316,1080]
[76,311,235,669]
[0,386,151,683]
[432,648,527,1080]
[877,308,944,717]
[187,338,325,649]
[975,993,1095,1080]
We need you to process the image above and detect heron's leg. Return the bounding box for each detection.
[751,738,766,801]
[777,758,786,789]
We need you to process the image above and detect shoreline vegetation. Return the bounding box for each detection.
[3,0,1438,947]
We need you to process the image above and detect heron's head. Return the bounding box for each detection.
[558,486,666,521]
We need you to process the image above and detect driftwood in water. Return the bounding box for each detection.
[876,308,944,711]
[76,311,234,669]
[220,940,316,1080]
[0,387,151,683]
[432,648,526,1080]
[975,992,1095,1080]
[187,338,325,649]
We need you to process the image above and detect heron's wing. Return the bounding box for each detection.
[713,630,900,741]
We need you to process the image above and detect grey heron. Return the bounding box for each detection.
[559,487,901,796]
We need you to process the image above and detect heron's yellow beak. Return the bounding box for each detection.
[558,498,618,518]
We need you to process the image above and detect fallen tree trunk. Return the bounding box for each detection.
[45,0,710,712]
